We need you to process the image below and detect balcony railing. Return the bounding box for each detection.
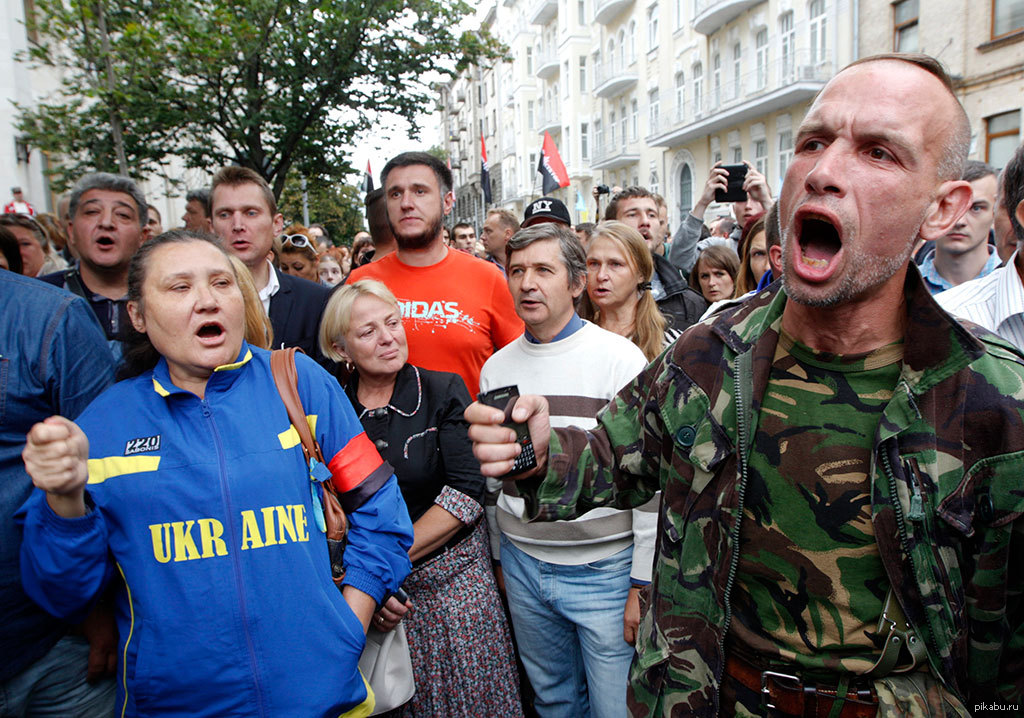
[692,0,762,35]
[536,45,559,79]
[528,0,557,25]
[648,49,832,147]
[593,0,635,25]
[590,137,641,170]
[536,104,562,134]
[592,59,639,98]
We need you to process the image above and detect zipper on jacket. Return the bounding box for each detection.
[203,398,267,718]
[715,349,754,707]
[880,446,950,694]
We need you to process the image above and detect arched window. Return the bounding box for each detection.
[692,62,703,116]
[618,30,626,71]
[756,29,768,89]
[629,21,637,62]
[713,53,722,107]
[608,40,615,77]
[679,165,693,214]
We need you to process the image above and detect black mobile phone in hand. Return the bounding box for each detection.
[477,385,538,477]
[715,163,748,203]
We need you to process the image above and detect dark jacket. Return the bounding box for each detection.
[652,253,708,335]
[269,267,332,368]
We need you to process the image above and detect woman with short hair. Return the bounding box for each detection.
[321,279,523,718]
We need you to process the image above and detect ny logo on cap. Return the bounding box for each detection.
[532,200,552,213]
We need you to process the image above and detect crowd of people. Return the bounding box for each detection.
[3,50,1024,718]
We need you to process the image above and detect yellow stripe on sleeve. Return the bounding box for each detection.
[87,456,161,484]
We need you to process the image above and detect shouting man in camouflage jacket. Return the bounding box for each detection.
[467,53,1024,717]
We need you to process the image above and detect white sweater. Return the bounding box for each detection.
[479,321,657,582]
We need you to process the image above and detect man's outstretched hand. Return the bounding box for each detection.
[465,395,552,479]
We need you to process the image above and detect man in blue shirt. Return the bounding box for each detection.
[0,271,116,715]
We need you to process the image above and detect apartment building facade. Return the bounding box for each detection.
[440,0,1023,231]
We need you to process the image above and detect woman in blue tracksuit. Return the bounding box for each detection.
[18,231,413,717]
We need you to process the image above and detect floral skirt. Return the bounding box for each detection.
[393,521,523,718]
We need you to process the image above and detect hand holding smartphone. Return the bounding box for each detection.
[476,385,538,478]
[715,163,748,203]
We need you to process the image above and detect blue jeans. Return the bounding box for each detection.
[0,636,115,717]
[500,537,634,718]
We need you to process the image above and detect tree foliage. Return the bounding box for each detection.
[19,0,502,196]
[277,172,365,246]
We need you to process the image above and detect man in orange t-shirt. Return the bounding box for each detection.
[346,152,522,396]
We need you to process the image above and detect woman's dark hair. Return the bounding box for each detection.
[117,230,232,380]
[689,244,740,295]
[0,225,23,274]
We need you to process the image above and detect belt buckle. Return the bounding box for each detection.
[761,669,802,712]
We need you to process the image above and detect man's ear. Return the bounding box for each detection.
[570,274,587,299]
[443,191,455,217]
[1015,197,1024,232]
[768,244,783,275]
[918,180,972,241]
[127,300,146,333]
[272,213,285,236]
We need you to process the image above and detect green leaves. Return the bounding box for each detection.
[19,0,501,196]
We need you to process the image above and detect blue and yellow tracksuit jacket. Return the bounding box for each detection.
[17,344,413,717]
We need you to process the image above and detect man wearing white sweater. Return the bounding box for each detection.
[479,222,651,718]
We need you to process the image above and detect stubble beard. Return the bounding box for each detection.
[781,225,918,309]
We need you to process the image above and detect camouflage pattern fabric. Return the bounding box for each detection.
[731,332,903,679]
[518,268,1024,717]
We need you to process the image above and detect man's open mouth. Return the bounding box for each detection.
[96,235,115,247]
[798,214,842,269]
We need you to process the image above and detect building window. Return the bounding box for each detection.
[679,165,693,214]
[674,71,685,122]
[692,63,703,116]
[732,43,742,100]
[608,40,616,76]
[620,100,628,145]
[579,56,587,92]
[578,0,586,24]
[526,47,533,74]
[754,138,768,176]
[778,130,793,186]
[610,109,617,147]
[993,0,1024,37]
[564,62,570,94]
[650,171,659,196]
[712,53,722,108]
[631,98,639,140]
[893,0,919,52]
[987,110,1021,168]
[732,146,742,163]
[649,89,660,135]
[675,0,684,29]
[647,4,659,50]
[809,0,827,65]
[581,122,589,160]
[529,153,537,181]
[629,21,637,62]
[756,29,768,90]
[528,100,535,130]
[713,151,722,163]
[779,12,795,81]
[595,120,603,156]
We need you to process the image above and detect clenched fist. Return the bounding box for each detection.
[22,416,90,517]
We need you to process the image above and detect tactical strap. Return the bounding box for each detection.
[867,587,928,677]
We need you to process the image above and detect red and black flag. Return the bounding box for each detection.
[481,136,492,206]
[537,132,570,195]
[364,160,374,193]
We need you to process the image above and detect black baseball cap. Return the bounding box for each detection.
[522,197,571,228]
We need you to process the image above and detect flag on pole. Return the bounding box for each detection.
[364,160,374,193]
[537,132,570,195]
[575,189,589,223]
[481,136,492,206]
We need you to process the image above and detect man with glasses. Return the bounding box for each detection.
[210,166,331,366]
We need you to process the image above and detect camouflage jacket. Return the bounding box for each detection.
[520,270,1024,716]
